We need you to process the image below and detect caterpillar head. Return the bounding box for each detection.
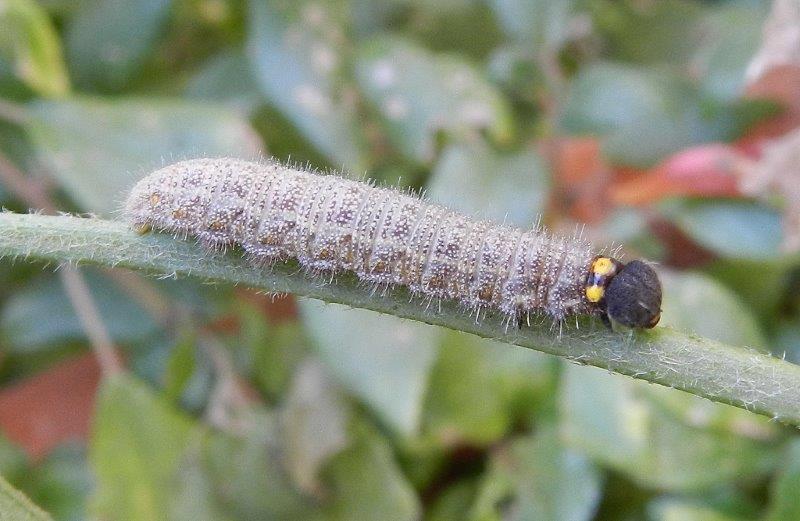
[585,257,662,329]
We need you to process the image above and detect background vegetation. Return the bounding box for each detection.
[1,0,800,519]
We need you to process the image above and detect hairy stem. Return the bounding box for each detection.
[2,213,800,424]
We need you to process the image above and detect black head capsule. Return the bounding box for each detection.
[585,257,662,329]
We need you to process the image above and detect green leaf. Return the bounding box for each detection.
[0,474,52,521]
[590,0,705,66]
[162,331,197,403]
[430,143,549,225]
[23,444,91,521]
[474,426,602,521]
[423,331,557,445]
[185,50,262,113]
[280,359,350,496]
[0,0,69,97]
[560,63,758,166]
[300,300,438,436]
[672,201,783,262]
[766,440,800,521]
[90,374,193,521]
[705,258,793,325]
[319,422,421,521]
[201,411,314,520]
[64,0,172,91]
[355,36,512,163]
[24,97,260,215]
[0,270,159,353]
[237,302,309,400]
[691,4,768,100]
[489,0,578,48]
[246,0,369,171]
[426,479,480,521]
[649,498,747,521]
[658,270,766,349]
[559,364,779,492]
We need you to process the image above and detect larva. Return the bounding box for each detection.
[124,158,662,329]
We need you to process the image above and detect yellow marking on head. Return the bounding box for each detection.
[592,257,614,276]
[585,285,604,303]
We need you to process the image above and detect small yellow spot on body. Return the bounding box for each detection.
[149,193,161,206]
[172,208,186,219]
[592,257,614,276]
[586,285,604,303]
[133,223,152,235]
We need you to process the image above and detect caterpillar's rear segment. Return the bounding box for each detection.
[125,158,660,327]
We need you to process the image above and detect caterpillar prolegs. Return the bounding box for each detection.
[124,158,662,329]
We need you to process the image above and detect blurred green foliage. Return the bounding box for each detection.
[0,0,799,520]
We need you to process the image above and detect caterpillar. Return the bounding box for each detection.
[124,158,662,329]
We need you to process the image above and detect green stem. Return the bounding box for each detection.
[2,213,800,424]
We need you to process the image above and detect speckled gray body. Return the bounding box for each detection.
[125,158,595,321]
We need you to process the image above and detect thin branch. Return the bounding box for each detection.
[57,266,123,375]
[2,213,800,425]
[0,151,122,376]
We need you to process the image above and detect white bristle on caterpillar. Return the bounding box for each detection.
[124,157,598,323]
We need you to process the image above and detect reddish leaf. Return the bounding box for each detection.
[610,144,747,205]
[550,137,614,223]
[744,65,800,143]
[0,353,103,460]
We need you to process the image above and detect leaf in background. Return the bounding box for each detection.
[765,440,800,521]
[423,331,557,446]
[0,473,52,521]
[474,426,602,521]
[648,498,747,521]
[0,354,101,461]
[559,364,779,492]
[236,301,308,401]
[23,444,92,521]
[0,436,28,486]
[355,36,512,163]
[0,0,69,97]
[162,332,197,404]
[202,411,314,520]
[64,0,172,91]
[658,270,766,349]
[246,0,369,172]
[691,4,767,100]
[0,271,159,353]
[24,97,261,215]
[280,358,349,496]
[169,453,231,521]
[300,300,438,437]
[184,50,262,113]
[560,63,760,166]
[426,478,479,521]
[590,0,705,66]
[429,143,549,225]
[489,0,578,48]
[774,319,800,366]
[319,421,421,521]
[609,144,745,205]
[90,375,192,521]
[671,201,783,261]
